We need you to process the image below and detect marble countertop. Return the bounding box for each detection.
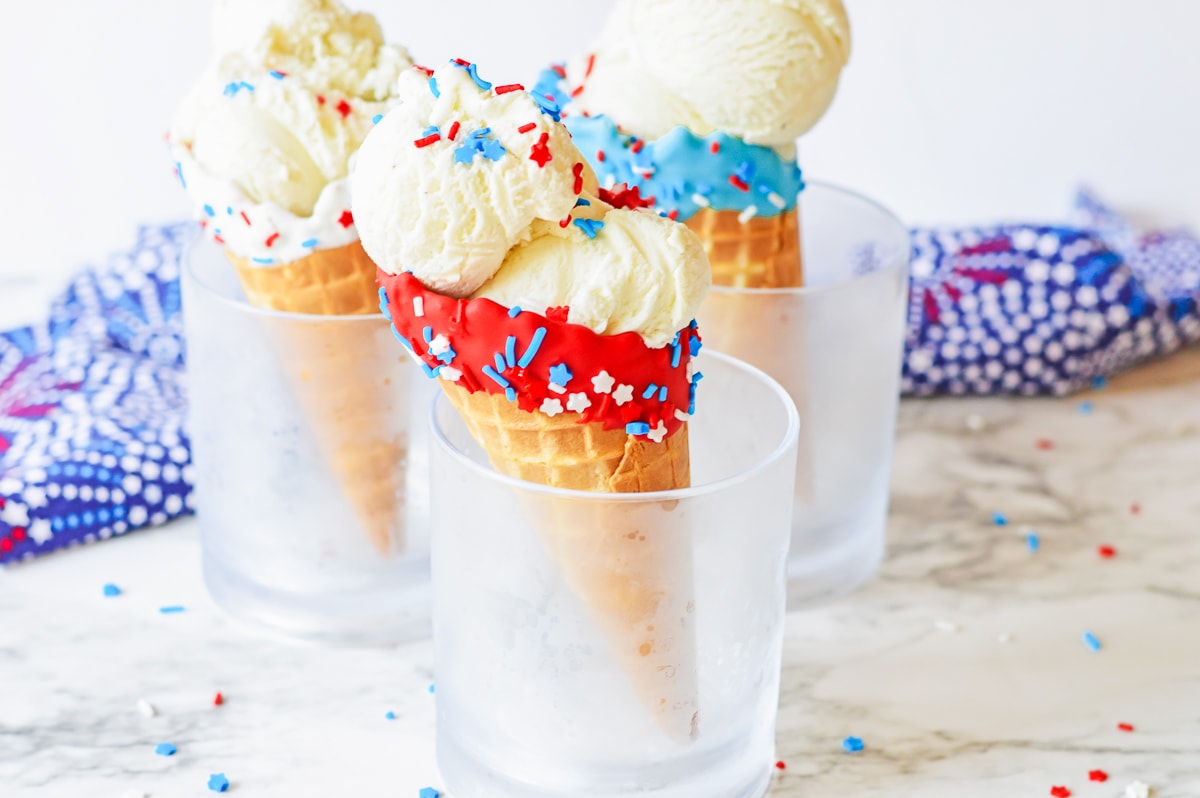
[3,351,1199,798]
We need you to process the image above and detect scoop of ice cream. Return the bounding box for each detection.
[352,61,598,296]
[569,0,850,150]
[475,205,711,348]
[173,0,411,216]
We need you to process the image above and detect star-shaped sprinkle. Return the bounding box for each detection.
[208,773,230,793]
[842,736,864,753]
[529,132,552,167]
[548,363,573,387]
[1123,781,1151,798]
[612,384,634,406]
[337,210,354,228]
[647,420,668,443]
[591,370,614,394]
[429,334,451,356]
[566,392,592,413]
[1049,787,1071,798]
[1089,771,1108,783]
[440,366,462,382]
[540,398,564,417]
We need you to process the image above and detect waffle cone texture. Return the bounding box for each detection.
[685,207,804,289]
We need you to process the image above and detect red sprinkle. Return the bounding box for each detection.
[336,99,352,118]
[1050,788,1071,798]
[559,215,572,228]
[1098,545,1117,558]
[584,53,596,79]
[517,122,537,134]
[630,139,645,154]
[1035,438,1055,450]
[264,232,280,248]
[212,234,225,245]
[316,95,326,105]
[545,306,570,323]
[551,64,566,79]
[494,83,524,95]
[239,211,251,226]
[572,162,585,194]
[710,141,721,154]
[728,174,750,192]
[413,64,434,76]
[596,149,606,162]
[1117,722,1135,732]
[668,209,679,221]
[570,85,585,98]
[452,58,471,66]
[447,121,461,141]
[774,761,786,770]
[414,133,442,148]
[1088,770,1108,783]
[337,210,354,229]
[529,133,553,167]
[214,692,224,706]
[11,527,26,541]
[598,184,654,210]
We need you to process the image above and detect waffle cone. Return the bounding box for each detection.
[226,242,405,556]
[685,207,803,289]
[442,383,699,739]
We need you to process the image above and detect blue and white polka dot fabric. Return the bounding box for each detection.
[0,224,192,564]
[903,190,1199,396]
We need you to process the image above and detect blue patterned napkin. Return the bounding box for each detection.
[1,193,1197,563]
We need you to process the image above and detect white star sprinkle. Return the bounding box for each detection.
[1124,781,1153,798]
[429,334,451,356]
[566,392,592,413]
[540,398,564,417]
[591,370,615,394]
[647,421,668,443]
[440,366,462,382]
[612,384,634,406]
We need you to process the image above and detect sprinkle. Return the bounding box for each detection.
[428,684,435,694]
[137,699,157,717]
[1130,502,1141,515]
[1049,787,1071,798]
[428,77,440,98]
[301,238,319,248]
[155,743,177,756]
[642,384,659,400]
[1117,722,1135,732]
[214,692,223,706]
[268,70,286,79]
[1123,782,1152,798]
[103,583,121,597]
[316,94,325,105]
[738,205,758,224]
[414,133,441,148]
[1026,531,1040,552]
[493,353,505,373]
[541,398,565,417]
[658,386,668,402]
[547,381,566,394]
[239,211,251,226]
[566,392,592,413]
[419,789,441,798]
[208,773,230,793]
[575,197,591,207]
[559,215,572,228]
[729,174,750,192]
[570,84,585,98]
[630,138,645,154]
[545,306,570,322]
[239,81,254,92]
[203,204,215,217]
[412,297,425,317]
[465,62,491,91]
[551,63,566,78]
[573,218,604,239]
[1092,376,1109,390]
[336,99,352,118]
[584,53,596,78]
[481,366,510,388]
[668,210,679,220]
[992,511,1008,526]
[596,149,606,162]
[1036,438,1055,450]
[691,193,710,208]
[1089,770,1109,782]
[626,422,651,436]
[548,363,573,386]
[452,57,470,66]
[447,121,461,141]
[264,232,280,248]
[647,420,668,443]
[413,64,435,76]
[675,409,690,422]
[251,256,273,265]
[965,413,986,431]
[841,736,864,753]
[774,761,786,770]
[529,132,553,167]
[507,306,522,318]
[504,335,517,368]
[612,384,634,406]
[385,711,396,720]
[710,141,721,154]
[454,143,478,164]
[159,605,185,614]
[1078,400,1094,415]
[480,139,506,161]
[592,371,615,394]
[518,327,547,368]
[505,387,517,401]
[1098,544,1117,558]
[573,162,585,194]
[494,83,524,95]
[440,367,462,382]
[175,162,186,189]
[517,122,537,134]
[1082,630,1102,652]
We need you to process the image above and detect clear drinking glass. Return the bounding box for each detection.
[182,238,432,645]
[429,352,799,798]
[697,182,910,606]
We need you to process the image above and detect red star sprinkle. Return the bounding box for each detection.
[214,692,224,706]
[774,761,786,770]
[335,99,352,118]
[1050,787,1071,798]
[1036,438,1055,450]
[1098,545,1117,558]
[1088,770,1108,782]
[545,306,570,323]
[1117,722,1135,732]
[529,133,553,167]
[337,210,354,229]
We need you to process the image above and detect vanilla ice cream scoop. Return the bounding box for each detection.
[352,62,598,297]
[572,0,850,149]
[173,0,410,217]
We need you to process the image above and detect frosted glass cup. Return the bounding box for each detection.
[697,182,910,605]
[430,352,799,798]
[182,239,432,645]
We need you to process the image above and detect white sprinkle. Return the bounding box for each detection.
[429,334,451,356]
[964,413,985,432]
[1123,781,1153,798]
[547,382,566,395]
[540,398,564,417]
[675,409,690,422]
[137,699,157,718]
[767,192,786,209]
[612,384,634,406]
[633,166,656,178]
[935,620,960,633]
[412,297,425,317]
[691,193,710,208]
[566,392,592,413]
[440,366,462,382]
[737,205,758,224]
[591,370,615,395]
[997,633,1013,643]
[647,421,668,443]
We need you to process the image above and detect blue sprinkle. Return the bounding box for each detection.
[1026,532,1040,552]
[482,365,510,388]
[103,583,121,597]
[574,197,591,207]
[734,160,756,183]
[494,352,506,373]
[419,789,441,798]
[208,773,230,793]
[505,387,517,402]
[1082,630,1102,652]
[428,76,440,98]
[372,114,383,124]
[175,162,186,189]
[422,326,434,343]
[658,386,668,402]
[454,143,478,164]
[466,62,491,91]
[671,342,682,368]
[688,337,703,357]
[505,335,517,368]
[992,511,1008,526]
[691,371,704,384]
[385,711,396,720]
[756,182,773,195]
[378,287,391,319]
[301,238,318,248]
[842,736,864,753]
[225,206,233,215]
[239,81,255,92]
[642,383,658,400]
[530,91,562,121]
[689,318,699,330]
[202,204,215,217]
[428,684,435,694]
[548,363,573,386]
[519,327,547,368]
[626,422,651,436]
[508,306,522,318]
[421,362,441,378]
[222,81,240,97]
[472,127,493,138]
[159,605,185,614]
[422,125,440,137]
[435,347,456,365]
[573,218,605,239]
[155,743,177,756]
[1078,400,1094,415]
[268,70,286,79]
[479,139,507,161]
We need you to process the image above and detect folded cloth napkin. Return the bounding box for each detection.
[903,189,1200,395]
[0,223,193,564]
[2,194,1197,564]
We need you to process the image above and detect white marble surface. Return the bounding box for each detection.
[3,362,1199,797]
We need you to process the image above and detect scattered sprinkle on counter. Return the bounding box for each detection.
[208,773,230,792]
[1123,781,1152,798]
[992,511,1008,526]
[103,583,122,597]
[154,742,176,756]
[1049,786,1071,798]
[1026,531,1040,552]
[1082,630,1103,652]
[419,788,441,798]
[158,605,185,614]
[213,692,224,706]
[841,736,864,753]
[137,699,157,718]
[1098,545,1117,559]
[385,711,396,720]
[1089,770,1109,782]
[1117,722,1135,732]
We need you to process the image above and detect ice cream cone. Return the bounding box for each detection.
[685,207,803,289]
[441,382,699,739]
[226,241,406,556]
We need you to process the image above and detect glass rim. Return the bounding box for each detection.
[709,179,912,298]
[182,231,385,325]
[428,350,801,504]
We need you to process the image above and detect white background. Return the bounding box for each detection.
[2,0,1199,323]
